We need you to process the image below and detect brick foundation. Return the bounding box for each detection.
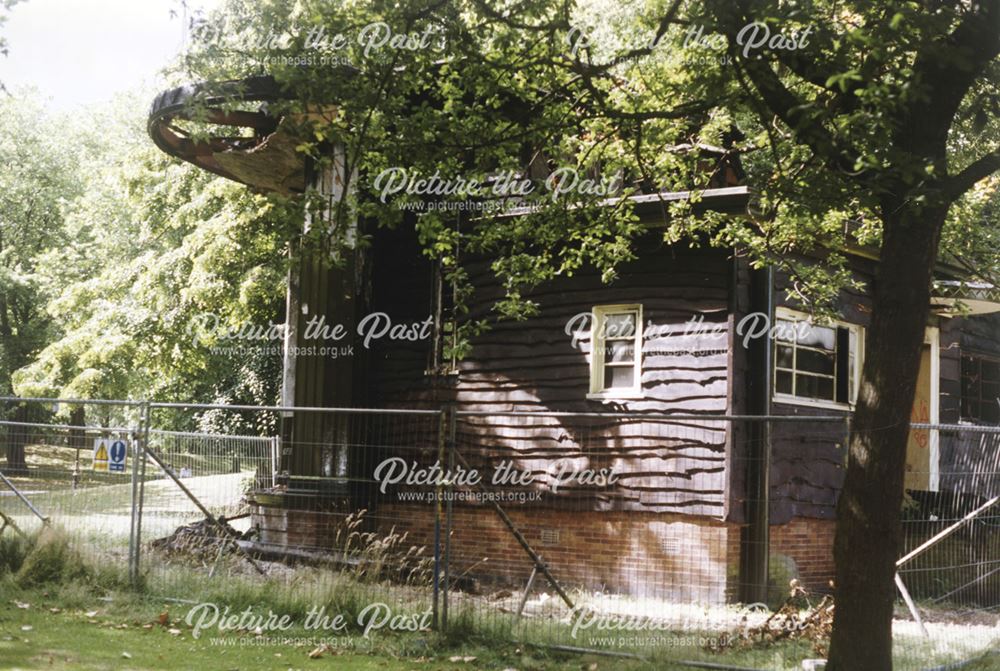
[379,504,737,603]
[769,517,836,595]
[251,501,837,604]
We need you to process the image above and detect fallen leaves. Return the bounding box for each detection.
[308,644,330,659]
[708,584,834,658]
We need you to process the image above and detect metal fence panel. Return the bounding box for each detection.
[436,412,850,666]
[134,403,444,628]
[0,398,145,582]
[4,397,1000,670]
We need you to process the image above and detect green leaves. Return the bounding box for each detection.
[7,91,291,405]
[9,0,1000,385]
[825,69,862,93]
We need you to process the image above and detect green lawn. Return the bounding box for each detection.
[968,654,1000,670]
[0,594,654,671]
[2,588,1000,671]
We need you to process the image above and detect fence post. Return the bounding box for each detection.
[432,408,446,629]
[136,401,150,583]
[128,416,139,584]
[270,436,280,488]
[442,405,456,631]
[128,400,151,587]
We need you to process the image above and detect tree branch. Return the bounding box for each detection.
[905,0,1000,154]
[946,146,1000,198]
[567,0,684,75]
[735,55,864,178]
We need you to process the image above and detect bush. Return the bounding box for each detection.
[15,525,90,587]
[0,531,30,574]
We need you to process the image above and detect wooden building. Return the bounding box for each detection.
[148,78,1000,605]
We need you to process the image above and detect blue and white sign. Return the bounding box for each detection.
[108,439,128,473]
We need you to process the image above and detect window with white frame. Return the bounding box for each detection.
[773,308,862,406]
[589,305,643,397]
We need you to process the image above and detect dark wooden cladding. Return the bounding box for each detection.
[366,224,999,524]
[450,414,729,517]
[368,228,733,515]
[731,262,873,524]
[935,313,1000,489]
[957,312,1000,357]
[939,318,962,424]
[760,411,849,523]
[938,430,1000,496]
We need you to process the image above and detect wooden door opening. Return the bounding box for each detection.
[905,328,940,492]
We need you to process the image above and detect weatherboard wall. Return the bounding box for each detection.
[368,229,733,518]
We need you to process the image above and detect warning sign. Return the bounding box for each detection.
[93,438,128,473]
[108,439,127,473]
[93,439,109,472]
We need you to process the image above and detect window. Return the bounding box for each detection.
[962,353,1000,424]
[588,305,643,398]
[773,308,862,407]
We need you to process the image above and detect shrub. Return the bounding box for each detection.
[0,531,30,574]
[15,525,90,587]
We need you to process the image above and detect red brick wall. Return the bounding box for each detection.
[251,501,836,603]
[379,504,735,603]
[769,517,836,595]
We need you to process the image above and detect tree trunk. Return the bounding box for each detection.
[5,404,29,474]
[826,204,945,671]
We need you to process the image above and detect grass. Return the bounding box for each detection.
[966,653,1000,670]
[0,599,433,671]
[3,598,999,671]
[4,449,1000,671]
[0,587,659,671]
[1,522,997,671]
[0,529,653,670]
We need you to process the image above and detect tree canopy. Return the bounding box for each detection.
[166,0,1000,320]
[6,91,295,431]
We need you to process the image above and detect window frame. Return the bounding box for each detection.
[587,304,644,400]
[771,307,864,411]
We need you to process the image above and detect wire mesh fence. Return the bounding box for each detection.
[0,398,145,580]
[136,427,277,579]
[436,411,849,667]
[2,397,1000,669]
[894,422,1000,669]
[137,402,444,631]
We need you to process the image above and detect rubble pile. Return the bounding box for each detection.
[150,516,251,562]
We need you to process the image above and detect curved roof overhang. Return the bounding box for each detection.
[148,72,355,195]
